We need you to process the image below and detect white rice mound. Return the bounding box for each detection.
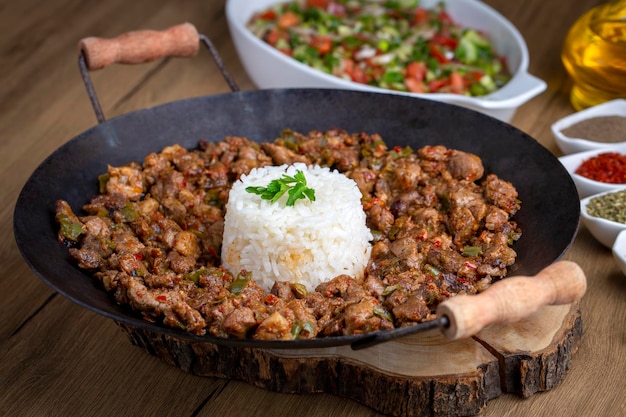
[221,163,373,292]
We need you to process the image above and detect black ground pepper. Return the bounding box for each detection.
[562,115,626,143]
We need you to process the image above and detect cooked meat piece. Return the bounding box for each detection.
[484,205,511,231]
[271,281,295,300]
[166,251,196,274]
[343,298,387,335]
[144,272,178,289]
[368,203,394,233]
[261,142,309,165]
[285,299,318,339]
[222,307,258,338]
[483,173,520,214]
[116,273,206,335]
[69,248,102,270]
[254,311,293,340]
[106,164,144,201]
[446,150,484,181]
[418,145,449,161]
[351,167,378,195]
[316,274,353,298]
[394,159,423,190]
[389,236,425,269]
[390,190,420,217]
[392,294,431,323]
[173,230,200,259]
[365,275,385,298]
[447,206,478,245]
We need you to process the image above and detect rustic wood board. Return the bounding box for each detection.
[117,301,582,417]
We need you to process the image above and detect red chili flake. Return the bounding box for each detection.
[393,145,402,153]
[156,295,167,302]
[265,294,279,305]
[464,261,477,270]
[433,239,441,248]
[134,253,144,261]
[575,152,626,184]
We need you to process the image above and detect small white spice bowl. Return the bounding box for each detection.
[611,230,626,276]
[552,99,626,155]
[558,144,626,198]
[580,187,626,249]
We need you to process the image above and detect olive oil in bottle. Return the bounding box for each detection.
[561,0,626,110]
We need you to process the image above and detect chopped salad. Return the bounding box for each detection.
[247,0,511,96]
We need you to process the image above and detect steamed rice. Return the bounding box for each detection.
[221,163,372,292]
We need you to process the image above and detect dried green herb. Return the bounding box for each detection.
[586,189,626,224]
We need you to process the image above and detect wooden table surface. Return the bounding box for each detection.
[2,0,625,416]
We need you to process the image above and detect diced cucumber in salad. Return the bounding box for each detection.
[247,0,511,96]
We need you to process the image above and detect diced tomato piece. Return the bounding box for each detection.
[449,71,464,94]
[413,7,429,25]
[343,58,368,84]
[428,79,448,92]
[406,61,427,81]
[349,65,368,84]
[259,9,276,20]
[469,71,484,83]
[307,0,330,8]
[342,58,355,73]
[438,10,455,25]
[429,43,448,63]
[405,77,425,93]
[278,11,299,29]
[265,28,281,46]
[310,36,332,54]
[431,33,458,49]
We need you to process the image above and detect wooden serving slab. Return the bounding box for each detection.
[118,301,582,417]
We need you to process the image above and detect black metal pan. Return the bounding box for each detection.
[13,24,584,350]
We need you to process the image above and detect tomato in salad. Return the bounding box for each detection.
[247,0,511,96]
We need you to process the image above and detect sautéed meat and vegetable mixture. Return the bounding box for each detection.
[56,129,521,340]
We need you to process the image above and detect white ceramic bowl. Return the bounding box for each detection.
[580,187,626,248]
[226,0,546,122]
[611,230,626,276]
[558,144,626,198]
[551,99,626,155]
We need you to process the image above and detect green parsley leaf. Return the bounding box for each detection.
[246,169,316,206]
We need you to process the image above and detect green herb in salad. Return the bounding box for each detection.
[247,0,511,96]
[246,169,316,206]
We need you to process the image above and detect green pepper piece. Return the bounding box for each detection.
[184,268,209,285]
[462,245,483,257]
[382,284,402,296]
[229,271,252,296]
[291,283,308,298]
[120,202,139,222]
[373,305,393,322]
[424,264,441,278]
[56,214,84,242]
[98,173,110,194]
[291,319,316,339]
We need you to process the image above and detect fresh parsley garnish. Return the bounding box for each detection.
[246,170,316,206]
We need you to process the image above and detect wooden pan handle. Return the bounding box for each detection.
[436,260,587,341]
[78,23,199,71]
